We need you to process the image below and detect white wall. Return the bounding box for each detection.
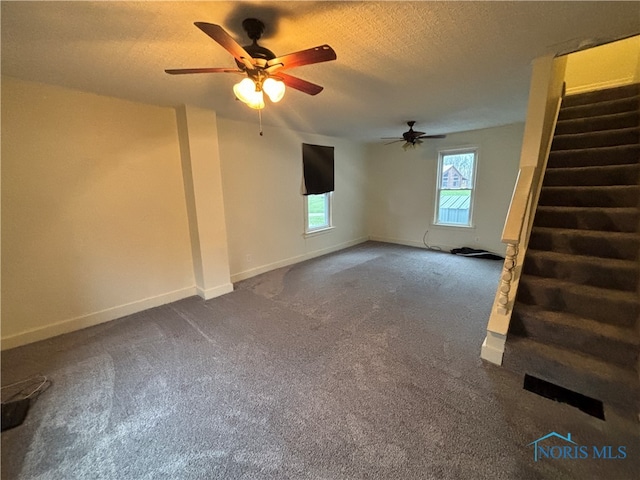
[1,77,522,349]
[1,77,370,348]
[217,119,369,282]
[1,77,196,348]
[367,123,524,254]
[565,35,640,95]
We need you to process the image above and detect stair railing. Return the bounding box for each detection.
[481,55,566,365]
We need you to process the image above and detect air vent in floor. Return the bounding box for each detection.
[523,374,605,420]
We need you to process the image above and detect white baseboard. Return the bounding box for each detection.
[1,286,198,351]
[369,235,507,257]
[231,237,369,283]
[368,235,455,253]
[196,283,234,300]
[3,238,370,349]
[565,77,634,96]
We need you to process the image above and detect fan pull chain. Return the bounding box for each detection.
[258,109,263,136]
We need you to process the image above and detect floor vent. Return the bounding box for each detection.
[523,374,605,420]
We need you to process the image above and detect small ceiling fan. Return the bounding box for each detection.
[165,18,337,110]
[382,121,446,150]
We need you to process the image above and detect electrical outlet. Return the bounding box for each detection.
[474,236,480,243]
[245,254,253,263]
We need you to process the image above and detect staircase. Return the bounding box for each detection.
[503,83,640,416]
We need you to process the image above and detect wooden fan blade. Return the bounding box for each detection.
[381,137,403,140]
[265,45,336,72]
[411,131,426,137]
[165,68,243,75]
[273,72,324,95]
[417,134,447,139]
[194,22,255,69]
[384,140,405,145]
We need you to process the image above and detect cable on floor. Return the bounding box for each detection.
[423,230,442,251]
[1,374,50,404]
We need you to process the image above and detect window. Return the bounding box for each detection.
[435,149,477,227]
[305,192,332,234]
[302,143,334,235]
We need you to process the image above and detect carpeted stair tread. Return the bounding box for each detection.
[509,304,640,368]
[506,83,640,417]
[523,249,638,292]
[528,227,640,260]
[555,110,639,135]
[558,95,640,121]
[538,185,640,207]
[560,83,640,108]
[550,126,640,151]
[534,205,639,232]
[547,144,640,168]
[517,275,638,327]
[503,336,640,413]
[542,163,640,186]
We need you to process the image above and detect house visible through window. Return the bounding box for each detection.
[435,149,477,226]
[305,193,332,233]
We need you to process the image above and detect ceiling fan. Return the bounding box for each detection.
[382,121,446,150]
[165,18,337,110]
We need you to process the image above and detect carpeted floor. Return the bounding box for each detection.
[1,242,638,479]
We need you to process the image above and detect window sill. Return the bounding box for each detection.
[431,223,475,229]
[304,226,335,238]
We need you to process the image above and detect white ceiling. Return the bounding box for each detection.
[2,1,639,142]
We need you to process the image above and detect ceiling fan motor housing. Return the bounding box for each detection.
[236,18,276,68]
[403,121,424,143]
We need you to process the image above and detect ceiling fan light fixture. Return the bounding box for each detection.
[167,20,336,116]
[233,78,265,109]
[263,78,286,103]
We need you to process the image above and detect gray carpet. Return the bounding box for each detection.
[1,242,638,479]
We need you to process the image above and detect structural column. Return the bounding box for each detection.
[176,105,233,299]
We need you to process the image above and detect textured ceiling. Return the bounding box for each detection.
[2,1,639,141]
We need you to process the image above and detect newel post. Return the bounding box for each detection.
[481,242,520,365]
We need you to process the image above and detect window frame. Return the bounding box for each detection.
[434,147,478,228]
[304,192,334,236]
